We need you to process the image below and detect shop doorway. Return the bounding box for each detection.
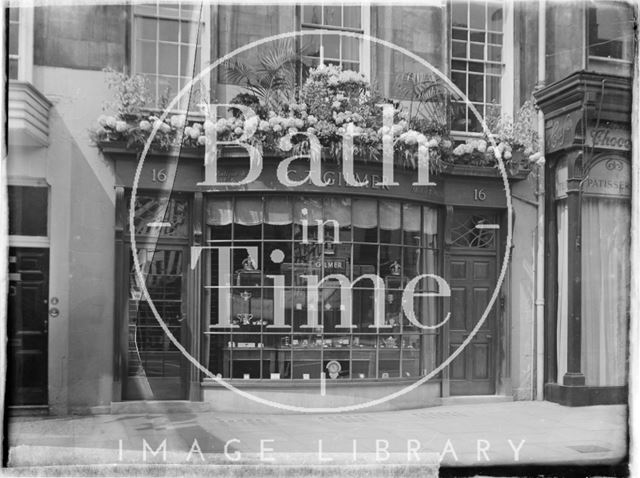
[445,210,500,396]
[124,245,189,400]
[7,248,49,406]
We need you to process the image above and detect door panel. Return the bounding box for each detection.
[448,255,497,395]
[8,248,49,406]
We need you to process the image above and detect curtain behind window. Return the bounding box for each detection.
[556,201,568,383]
[581,198,630,386]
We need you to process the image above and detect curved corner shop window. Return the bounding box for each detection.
[205,195,441,380]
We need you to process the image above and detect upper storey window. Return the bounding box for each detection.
[450,0,504,133]
[7,7,33,82]
[132,2,208,109]
[587,1,634,61]
[300,5,369,76]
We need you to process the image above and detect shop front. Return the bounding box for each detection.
[535,71,631,406]
[109,149,523,411]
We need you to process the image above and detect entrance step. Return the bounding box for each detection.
[440,395,513,406]
[8,405,49,417]
[110,401,212,414]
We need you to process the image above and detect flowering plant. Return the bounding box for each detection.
[91,63,542,173]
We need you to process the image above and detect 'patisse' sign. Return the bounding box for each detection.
[586,123,632,151]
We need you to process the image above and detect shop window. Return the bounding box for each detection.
[587,1,634,61]
[300,4,370,76]
[205,195,440,381]
[8,186,48,237]
[132,2,209,108]
[450,0,506,133]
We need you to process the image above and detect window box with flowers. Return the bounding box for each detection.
[90,64,541,178]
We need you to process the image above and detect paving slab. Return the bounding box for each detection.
[3,401,627,476]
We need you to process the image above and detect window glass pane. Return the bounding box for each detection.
[303,5,322,24]
[9,59,19,80]
[452,28,467,40]
[323,34,340,60]
[9,22,19,56]
[8,186,48,236]
[487,75,501,103]
[468,61,484,73]
[9,8,19,22]
[180,45,195,76]
[488,32,502,45]
[470,43,484,60]
[158,43,179,75]
[136,41,157,74]
[342,37,359,62]
[468,74,484,101]
[488,45,502,62]
[452,40,466,58]
[137,17,157,40]
[487,3,503,31]
[451,71,466,93]
[451,60,466,71]
[452,0,468,27]
[469,1,486,29]
[323,5,341,26]
[470,31,485,42]
[343,6,361,28]
[588,2,633,60]
[158,19,179,42]
[342,62,359,72]
[301,34,321,57]
[180,20,196,43]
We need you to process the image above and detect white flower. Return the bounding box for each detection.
[258,120,270,131]
[288,127,298,135]
[203,120,215,134]
[294,119,304,129]
[273,124,282,133]
[97,115,109,127]
[197,135,207,145]
[243,115,259,137]
[332,100,341,109]
[234,127,243,135]
[307,127,317,135]
[159,123,171,134]
[278,135,293,151]
[504,150,512,160]
[476,139,487,153]
[170,114,186,129]
[190,128,199,140]
[139,120,151,131]
[105,116,117,129]
[115,121,128,133]
[427,138,439,148]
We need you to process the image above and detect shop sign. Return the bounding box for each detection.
[585,124,632,151]
[583,157,631,198]
[545,111,581,154]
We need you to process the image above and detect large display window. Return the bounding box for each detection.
[204,194,441,380]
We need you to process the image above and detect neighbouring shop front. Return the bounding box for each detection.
[535,72,631,406]
[109,149,524,410]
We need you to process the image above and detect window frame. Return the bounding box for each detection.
[449,0,513,138]
[298,4,371,79]
[130,2,211,110]
[8,6,34,82]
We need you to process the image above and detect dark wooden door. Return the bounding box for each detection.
[7,248,49,406]
[447,254,497,395]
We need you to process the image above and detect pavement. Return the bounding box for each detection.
[2,401,628,476]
